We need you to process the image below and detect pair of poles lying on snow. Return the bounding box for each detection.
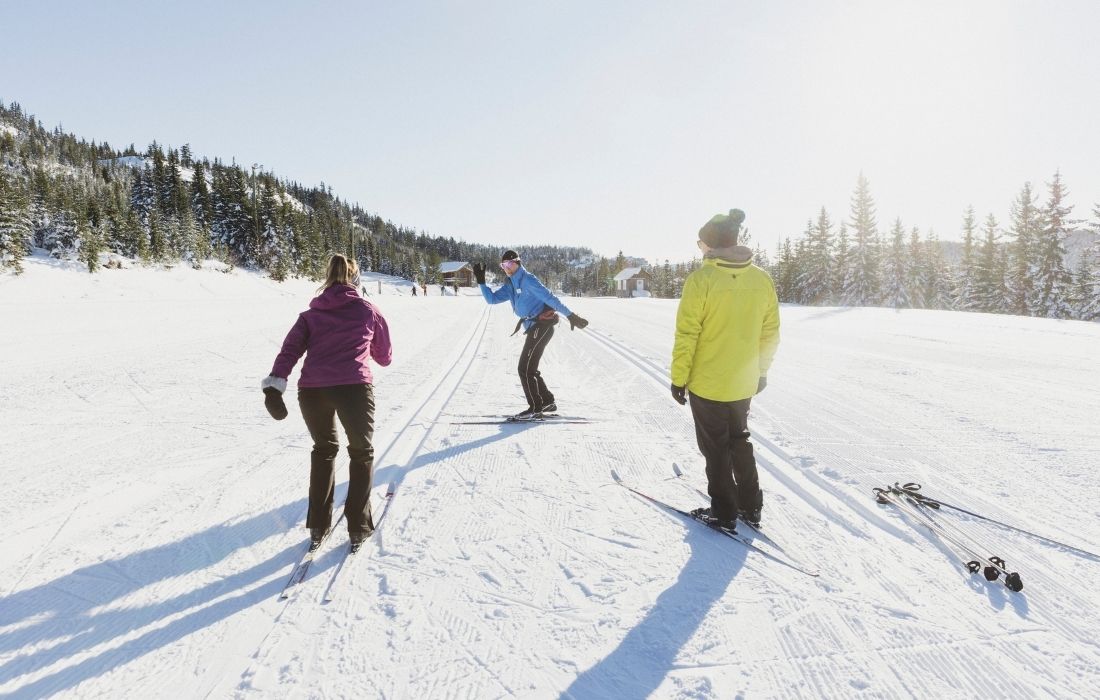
[873,481,1099,594]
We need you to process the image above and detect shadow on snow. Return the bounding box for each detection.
[0,420,587,698]
[563,511,748,699]
[0,498,305,698]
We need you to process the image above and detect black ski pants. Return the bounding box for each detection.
[688,392,758,522]
[518,321,556,410]
[298,384,376,535]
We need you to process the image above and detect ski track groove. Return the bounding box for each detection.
[584,328,873,570]
[8,285,1100,698]
[757,368,1100,649]
[761,370,1098,550]
[226,304,495,695]
[578,317,1100,698]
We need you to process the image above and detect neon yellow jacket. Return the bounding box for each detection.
[671,255,780,402]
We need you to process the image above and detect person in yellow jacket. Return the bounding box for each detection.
[671,208,780,530]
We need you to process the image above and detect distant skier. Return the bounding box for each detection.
[474,250,589,420]
[670,210,779,530]
[411,285,417,296]
[261,254,392,551]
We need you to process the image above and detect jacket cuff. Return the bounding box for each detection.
[261,375,287,393]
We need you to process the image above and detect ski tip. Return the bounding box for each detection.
[672,463,684,477]
[610,469,622,483]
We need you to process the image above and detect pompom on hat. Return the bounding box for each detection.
[698,209,746,248]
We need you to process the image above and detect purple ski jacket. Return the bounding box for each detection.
[270,284,392,388]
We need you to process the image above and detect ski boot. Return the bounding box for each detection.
[738,489,764,528]
[507,407,542,422]
[309,527,328,552]
[690,506,737,532]
[349,531,367,554]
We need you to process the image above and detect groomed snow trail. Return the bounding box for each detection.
[2,259,1099,699]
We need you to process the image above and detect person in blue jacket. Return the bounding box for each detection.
[475,250,589,420]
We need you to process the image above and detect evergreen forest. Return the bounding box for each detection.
[1,100,1098,320]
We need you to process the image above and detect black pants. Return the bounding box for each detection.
[298,384,376,535]
[688,392,758,522]
[518,321,556,410]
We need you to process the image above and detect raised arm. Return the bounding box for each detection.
[472,262,508,304]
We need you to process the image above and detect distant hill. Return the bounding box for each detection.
[0,99,614,293]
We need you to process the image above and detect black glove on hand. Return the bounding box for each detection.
[757,376,767,394]
[671,384,687,405]
[261,375,288,421]
[567,313,588,330]
[264,388,288,420]
[472,262,486,285]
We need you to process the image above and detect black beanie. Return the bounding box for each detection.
[698,209,746,248]
[501,249,520,262]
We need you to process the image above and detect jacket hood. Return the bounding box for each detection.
[704,245,754,264]
[310,284,362,311]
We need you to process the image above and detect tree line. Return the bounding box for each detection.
[0,100,597,286]
[2,100,1097,320]
[760,173,1099,321]
[601,174,1098,322]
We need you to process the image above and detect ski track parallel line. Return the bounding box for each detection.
[583,327,880,545]
[226,306,493,692]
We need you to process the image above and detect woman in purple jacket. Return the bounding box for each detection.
[261,254,393,551]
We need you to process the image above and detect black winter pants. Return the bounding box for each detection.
[298,384,376,535]
[518,321,556,410]
[688,392,758,522]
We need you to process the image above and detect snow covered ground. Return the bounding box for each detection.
[2,255,1099,699]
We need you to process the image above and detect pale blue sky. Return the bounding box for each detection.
[3,0,1098,262]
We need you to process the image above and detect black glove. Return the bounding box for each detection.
[472,262,486,285]
[568,313,588,330]
[671,384,687,405]
[261,375,289,420]
[757,376,767,394]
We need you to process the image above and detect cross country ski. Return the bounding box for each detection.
[611,469,820,578]
[322,482,398,603]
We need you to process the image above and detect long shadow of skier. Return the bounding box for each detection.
[0,498,305,698]
[562,515,748,699]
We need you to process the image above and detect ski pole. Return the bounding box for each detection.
[875,486,1024,592]
[893,484,1023,589]
[893,485,1024,592]
[888,485,1024,591]
[897,482,1100,560]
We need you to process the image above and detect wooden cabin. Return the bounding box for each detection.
[613,267,652,297]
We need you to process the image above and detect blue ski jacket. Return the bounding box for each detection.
[480,265,573,333]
